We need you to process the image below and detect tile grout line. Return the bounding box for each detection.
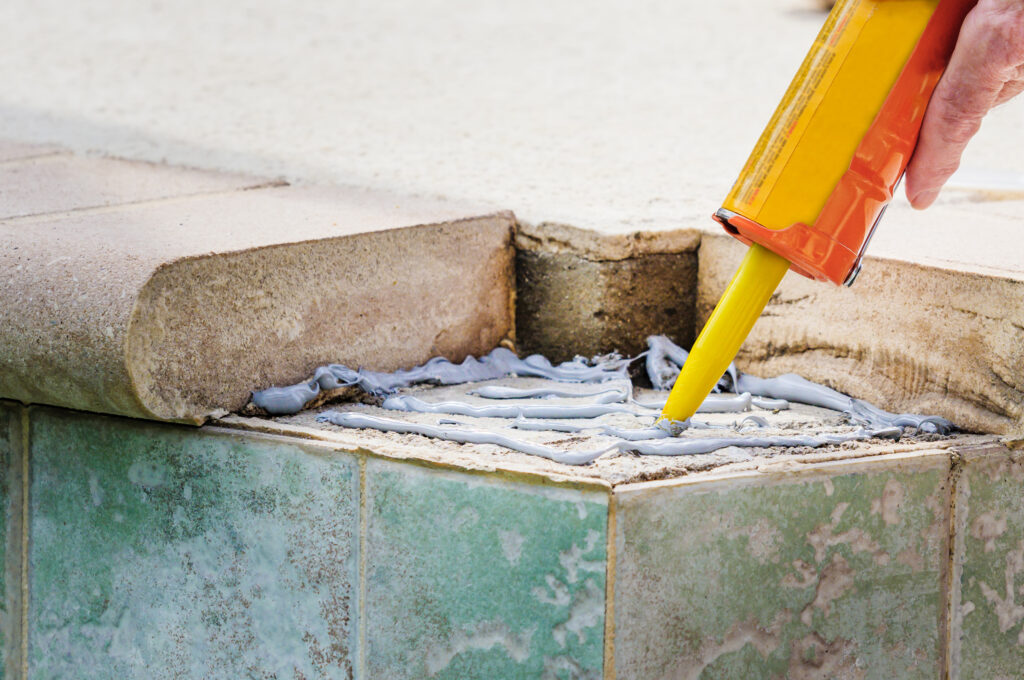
[942,449,966,680]
[19,408,29,680]
[211,419,611,495]
[603,491,617,680]
[357,455,368,679]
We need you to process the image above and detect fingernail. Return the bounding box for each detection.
[911,189,940,209]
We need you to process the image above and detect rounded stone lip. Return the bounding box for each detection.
[124,215,515,424]
[1,175,515,425]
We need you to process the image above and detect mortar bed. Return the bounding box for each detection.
[221,375,976,486]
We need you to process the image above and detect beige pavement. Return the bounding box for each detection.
[2,0,1021,247]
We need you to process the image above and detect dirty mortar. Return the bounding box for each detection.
[232,387,968,486]
[222,338,980,486]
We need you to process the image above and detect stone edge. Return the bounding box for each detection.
[122,210,517,424]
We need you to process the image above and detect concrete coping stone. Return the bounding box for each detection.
[0,141,516,423]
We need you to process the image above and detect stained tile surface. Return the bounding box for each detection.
[614,455,952,679]
[29,409,359,679]
[953,445,1024,679]
[364,459,608,679]
[0,402,20,679]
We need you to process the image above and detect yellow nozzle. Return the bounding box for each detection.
[661,243,790,422]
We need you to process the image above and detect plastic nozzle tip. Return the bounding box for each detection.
[661,244,790,422]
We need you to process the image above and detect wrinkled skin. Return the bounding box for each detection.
[906,0,1024,208]
[812,0,1024,208]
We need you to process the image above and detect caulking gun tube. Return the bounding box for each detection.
[660,0,974,423]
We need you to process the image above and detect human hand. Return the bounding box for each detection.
[905,0,1024,208]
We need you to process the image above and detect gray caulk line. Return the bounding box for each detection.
[255,334,953,464]
[253,348,630,415]
[631,392,757,413]
[736,373,952,433]
[316,411,906,464]
[469,384,631,403]
[382,395,639,419]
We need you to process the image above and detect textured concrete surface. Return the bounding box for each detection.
[951,441,1024,679]
[1,0,1021,431]
[29,407,359,678]
[612,451,954,679]
[515,223,699,361]
[1,0,1021,243]
[364,459,607,679]
[698,233,1024,436]
[1,166,514,423]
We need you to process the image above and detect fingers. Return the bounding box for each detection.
[905,1,1024,209]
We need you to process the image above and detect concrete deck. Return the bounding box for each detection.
[1,0,1022,243]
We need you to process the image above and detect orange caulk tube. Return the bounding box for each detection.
[662,0,976,422]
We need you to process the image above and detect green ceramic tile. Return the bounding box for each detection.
[364,459,608,679]
[614,455,951,679]
[29,408,359,679]
[953,445,1024,679]
[0,401,22,679]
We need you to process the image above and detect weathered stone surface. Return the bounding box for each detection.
[613,452,953,679]
[0,151,275,219]
[0,402,24,680]
[363,458,608,679]
[28,408,359,678]
[1,183,514,422]
[516,222,699,362]
[950,441,1024,679]
[697,232,1024,435]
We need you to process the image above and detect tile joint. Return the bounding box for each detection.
[603,494,617,680]
[942,448,966,680]
[19,408,29,680]
[356,455,368,679]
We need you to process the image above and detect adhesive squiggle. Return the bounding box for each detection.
[382,393,762,419]
[735,373,952,433]
[252,334,953,465]
[382,394,637,420]
[317,412,902,465]
[631,393,755,413]
[252,348,628,415]
[468,384,631,403]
